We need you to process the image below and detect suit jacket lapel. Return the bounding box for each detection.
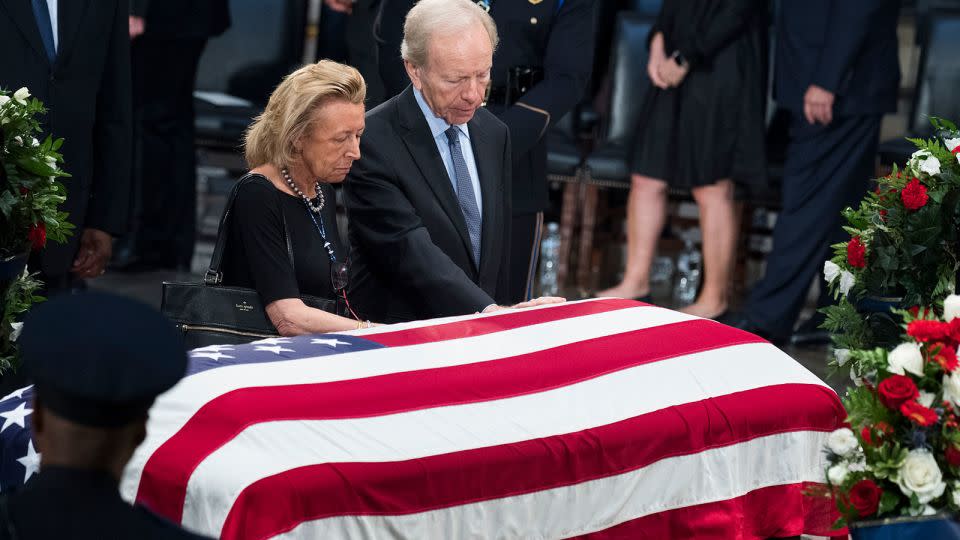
[468,113,502,284]
[0,0,50,64]
[396,86,475,267]
[56,0,90,69]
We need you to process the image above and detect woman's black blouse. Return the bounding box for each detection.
[220,174,344,305]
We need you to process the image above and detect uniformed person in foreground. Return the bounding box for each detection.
[0,292,207,539]
[377,0,597,302]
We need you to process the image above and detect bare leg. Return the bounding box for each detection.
[596,174,668,299]
[681,179,739,318]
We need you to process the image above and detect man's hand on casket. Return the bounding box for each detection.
[482,296,567,313]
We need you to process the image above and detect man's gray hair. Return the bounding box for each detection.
[401,0,499,68]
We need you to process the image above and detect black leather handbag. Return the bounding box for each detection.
[161,174,339,349]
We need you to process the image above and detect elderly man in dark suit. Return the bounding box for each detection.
[724,0,901,343]
[345,0,562,323]
[377,0,597,303]
[0,0,131,291]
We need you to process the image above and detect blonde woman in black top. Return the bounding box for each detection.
[221,60,371,335]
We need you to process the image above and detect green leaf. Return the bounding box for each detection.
[878,490,900,516]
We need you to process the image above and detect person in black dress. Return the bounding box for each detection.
[221,60,371,334]
[598,0,767,319]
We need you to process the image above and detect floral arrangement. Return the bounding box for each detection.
[0,86,72,373]
[0,87,72,254]
[823,296,960,525]
[823,117,960,352]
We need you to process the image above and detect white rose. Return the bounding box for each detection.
[839,270,855,296]
[827,427,859,457]
[945,372,960,410]
[897,450,947,504]
[9,322,23,342]
[828,463,849,485]
[13,136,22,146]
[13,87,30,105]
[0,95,9,106]
[953,485,960,508]
[835,348,851,367]
[44,156,56,168]
[921,155,941,176]
[823,260,841,284]
[910,149,942,177]
[946,294,960,322]
[888,342,924,376]
[30,137,38,147]
[919,390,936,408]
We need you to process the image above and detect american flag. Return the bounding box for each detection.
[3,299,844,538]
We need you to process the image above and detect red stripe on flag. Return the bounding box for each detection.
[363,298,643,347]
[574,482,845,539]
[136,318,763,522]
[219,384,844,540]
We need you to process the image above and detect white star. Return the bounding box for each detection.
[192,344,235,353]
[0,385,32,403]
[310,338,351,347]
[252,337,291,346]
[0,403,33,433]
[190,351,234,362]
[17,440,40,483]
[254,345,295,355]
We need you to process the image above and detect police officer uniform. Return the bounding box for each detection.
[377,0,597,302]
[0,292,206,540]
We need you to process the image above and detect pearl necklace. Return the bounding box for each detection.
[281,167,324,213]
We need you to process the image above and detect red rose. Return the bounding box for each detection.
[28,222,46,250]
[848,479,883,518]
[877,375,919,410]
[847,236,867,268]
[860,425,879,447]
[930,342,959,372]
[908,320,952,342]
[901,177,929,210]
[901,400,939,426]
[947,445,960,467]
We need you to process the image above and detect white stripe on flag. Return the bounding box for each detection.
[276,430,830,540]
[123,305,694,500]
[181,343,828,534]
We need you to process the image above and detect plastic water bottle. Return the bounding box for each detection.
[673,236,702,305]
[538,222,561,297]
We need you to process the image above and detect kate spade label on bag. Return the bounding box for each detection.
[235,301,254,312]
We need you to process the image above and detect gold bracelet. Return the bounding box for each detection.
[357,320,363,330]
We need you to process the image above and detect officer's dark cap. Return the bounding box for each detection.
[19,291,187,427]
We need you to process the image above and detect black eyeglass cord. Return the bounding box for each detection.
[300,198,364,323]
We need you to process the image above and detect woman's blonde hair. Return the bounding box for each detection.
[244,60,366,168]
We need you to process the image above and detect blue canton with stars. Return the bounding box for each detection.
[0,334,384,494]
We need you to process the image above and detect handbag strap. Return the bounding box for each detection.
[205,173,297,285]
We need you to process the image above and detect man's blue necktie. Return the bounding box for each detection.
[445,126,482,267]
[31,0,56,64]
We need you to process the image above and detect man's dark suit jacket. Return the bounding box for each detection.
[129,0,229,39]
[0,0,131,276]
[345,86,512,323]
[775,0,901,116]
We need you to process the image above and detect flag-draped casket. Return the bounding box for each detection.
[2,299,845,538]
